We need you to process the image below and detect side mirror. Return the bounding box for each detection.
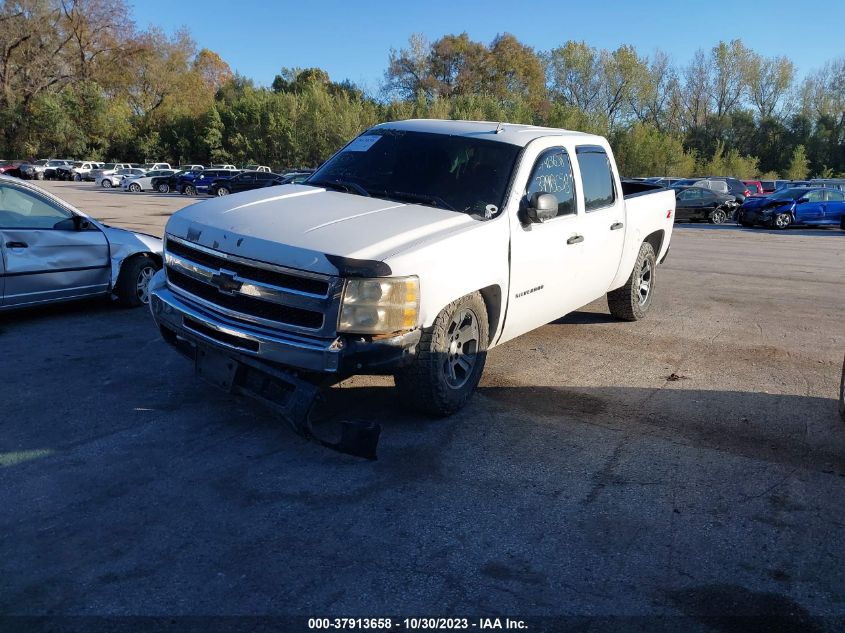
[797,197,809,204]
[525,192,558,223]
[54,215,92,231]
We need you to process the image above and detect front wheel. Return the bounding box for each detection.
[129,182,141,192]
[157,183,170,193]
[115,255,159,307]
[607,241,656,321]
[773,213,791,230]
[74,173,82,181]
[101,179,112,188]
[394,292,489,417]
[216,186,230,196]
[184,184,196,196]
[709,208,727,224]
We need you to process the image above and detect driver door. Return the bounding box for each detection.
[0,184,110,308]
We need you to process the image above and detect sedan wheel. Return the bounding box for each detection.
[101,180,112,188]
[157,183,170,193]
[773,213,791,230]
[710,208,727,224]
[216,187,230,196]
[129,182,141,192]
[185,185,196,196]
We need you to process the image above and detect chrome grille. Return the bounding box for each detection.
[164,236,341,336]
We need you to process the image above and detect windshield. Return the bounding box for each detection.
[308,130,522,216]
[769,188,806,200]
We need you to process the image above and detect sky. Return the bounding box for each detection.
[130,0,845,92]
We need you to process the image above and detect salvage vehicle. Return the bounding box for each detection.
[97,167,145,189]
[738,187,845,229]
[671,185,736,223]
[150,171,189,194]
[57,161,103,181]
[148,120,675,456]
[183,168,240,195]
[208,170,283,196]
[91,163,133,185]
[121,169,177,192]
[23,159,71,180]
[0,161,23,178]
[0,176,162,309]
[243,165,272,172]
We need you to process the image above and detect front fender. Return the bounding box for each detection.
[102,226,163,287]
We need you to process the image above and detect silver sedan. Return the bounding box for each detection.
[0,176,162,309]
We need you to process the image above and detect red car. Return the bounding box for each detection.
[743,180,766,196]
[0,160,22,177]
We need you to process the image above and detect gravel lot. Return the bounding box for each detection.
[2,181,845,626]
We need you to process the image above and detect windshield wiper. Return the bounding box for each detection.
[383,190,456,211]
[309,179,370,197]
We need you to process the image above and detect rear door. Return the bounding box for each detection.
[233,172,256,192]
[0,184,110,308]
[824,189,845,224]
[572,145,625,298]
[674,188,700,219]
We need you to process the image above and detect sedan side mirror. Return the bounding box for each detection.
[525,192,558,223]
[797,197,809,204]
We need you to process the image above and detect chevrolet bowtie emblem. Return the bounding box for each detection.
[210,270,242,294]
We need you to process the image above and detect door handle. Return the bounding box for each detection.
[566,235,584,245]
[610,222,624,230]
[6,241,28,248]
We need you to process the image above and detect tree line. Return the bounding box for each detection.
[2,1,844,179]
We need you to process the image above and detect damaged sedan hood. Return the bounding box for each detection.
[165,184,477,275]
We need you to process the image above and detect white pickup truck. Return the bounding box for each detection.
[149,120,675,453]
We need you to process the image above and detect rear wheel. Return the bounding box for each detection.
[394,292,489,417]
[607,241,656,322]
[74,173,82,181]
[184,184,196,196]
[115,255,159,307]
[157,183,170,193]
[216,186,230,196]
[773,213,791,230]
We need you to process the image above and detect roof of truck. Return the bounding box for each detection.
[370,119,602,148]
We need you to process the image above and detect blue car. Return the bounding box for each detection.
[738,187,845,230]
[179,169,240,195]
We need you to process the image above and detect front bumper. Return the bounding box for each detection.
[149,284,421,376]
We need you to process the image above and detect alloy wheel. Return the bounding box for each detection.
[443,308,480,389]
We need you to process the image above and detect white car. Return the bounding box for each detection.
[122,169,177,192]
[179,164,204,172]
[142,163,172,171]
[210,164,237,170]
[0,176,162,309]
[91,163,133,185]
[98,167,145,189]
[244,165,271,172]
[150,119,676,456]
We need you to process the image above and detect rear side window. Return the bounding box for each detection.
[576,147,615,211]
[826,190,844,201]
[525,148,576,217]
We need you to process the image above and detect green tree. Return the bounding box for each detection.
[784,144,809,179]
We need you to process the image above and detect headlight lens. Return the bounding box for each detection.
[338,276,419,334]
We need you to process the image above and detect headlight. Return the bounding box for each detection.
[338,276,419,334]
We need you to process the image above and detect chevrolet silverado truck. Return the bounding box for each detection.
[149,120,675,453]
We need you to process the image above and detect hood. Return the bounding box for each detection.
[165,184,477,275]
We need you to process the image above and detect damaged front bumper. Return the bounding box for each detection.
[149,281,421,458]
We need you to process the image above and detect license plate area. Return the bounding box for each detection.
[195,346,240,392]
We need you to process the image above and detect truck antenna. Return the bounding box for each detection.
[495,122,504,134]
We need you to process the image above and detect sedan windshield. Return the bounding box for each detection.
[308,130,522,217]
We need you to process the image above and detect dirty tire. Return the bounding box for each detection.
[607,241,656,321]
[115,255,159,307]
[394,292,489,417]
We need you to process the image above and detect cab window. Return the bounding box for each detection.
[525,148,576,217]
[576,146,616,212]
